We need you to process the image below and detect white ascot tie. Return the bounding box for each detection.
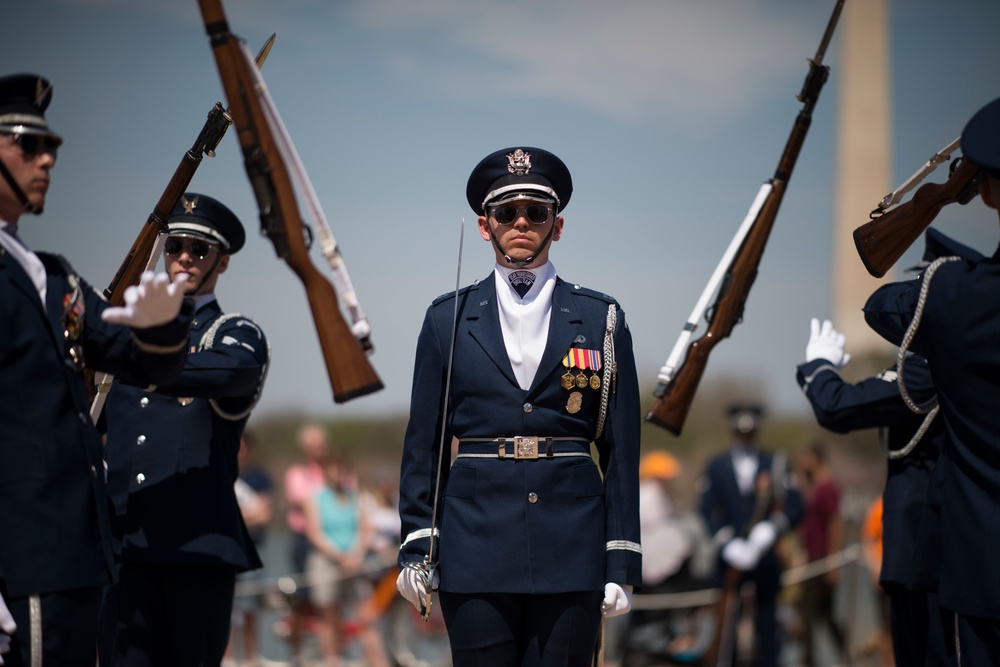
[731,447,759,496]
[495,262,556,390]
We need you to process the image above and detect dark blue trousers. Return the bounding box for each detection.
[439,590,604,667]
[0,582,102,667]
[98,562,236,667]
[887,584,950,667]
[949,612,1000,667]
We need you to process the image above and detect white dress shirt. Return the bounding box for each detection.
[493,261,556,390]
[0,220,47,303]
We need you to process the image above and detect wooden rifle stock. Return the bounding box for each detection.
[646,0,843,435]
[199,0,383,403]
[853,157,981,278]
[647,179,789,434]
[645,330,712,435]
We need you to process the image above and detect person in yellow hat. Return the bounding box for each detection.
[621,451,715,665]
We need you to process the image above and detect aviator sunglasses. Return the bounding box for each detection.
[490,203,553,225]
[164,238,218,260]
[3,130,62,159]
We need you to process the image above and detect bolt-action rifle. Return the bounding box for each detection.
[198,0,383,403]
[853,138,982,278]
[87,36,274,420]
[645,0,844,435]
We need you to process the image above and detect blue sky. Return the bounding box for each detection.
[6,0,999,429]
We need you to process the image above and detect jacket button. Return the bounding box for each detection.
[140,397,150,408]
[90,465,98,477]
[136,435,147,445]
[523,403,533,413]
[528,492,538,504]
[136,473,146,485]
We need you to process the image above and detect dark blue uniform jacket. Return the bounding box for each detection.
[796,357,943,590]
[398,274,642,594]
[0,249,190,597]
[864,245,1000,618]
[698,449,803,578]
[103,299,267,571]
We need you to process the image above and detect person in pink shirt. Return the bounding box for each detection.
[284,423,331,663]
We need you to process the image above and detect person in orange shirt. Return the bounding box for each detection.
[861,497,894,666]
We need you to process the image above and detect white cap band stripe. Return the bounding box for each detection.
[167,221,229,248]
[482,183,560,211]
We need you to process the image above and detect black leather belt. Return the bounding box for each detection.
[457,437,591,460]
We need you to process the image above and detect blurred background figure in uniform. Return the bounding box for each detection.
[795,442,846,666]
[225,430,274,667]
[99,193,269,667]
[621,451,715,665]
[0,72,191,667]
[283,422,332,662]
[698,404,803,667]
[303,451,389,667]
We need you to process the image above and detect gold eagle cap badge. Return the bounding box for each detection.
[181,195,200,215]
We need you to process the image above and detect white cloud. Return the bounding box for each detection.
[347,0,826,128]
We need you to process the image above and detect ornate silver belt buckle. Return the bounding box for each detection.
[513,436,539,460]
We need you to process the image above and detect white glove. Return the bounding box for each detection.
[722,537,760,571]
[747,520,777,553]
[101,271,190,329]
[0,591,16,662]
[601,582,633,618]
[805,318,851,367]
[396,566,439,612]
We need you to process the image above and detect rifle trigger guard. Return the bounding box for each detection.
[302,223,314,250]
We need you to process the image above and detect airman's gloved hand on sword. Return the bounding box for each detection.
[397,565,439,613]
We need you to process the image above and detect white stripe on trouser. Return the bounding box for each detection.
[29,594,41,667]
[955,613,962,667]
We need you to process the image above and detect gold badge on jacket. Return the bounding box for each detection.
[562,348,601,392]
[566,391,583,414]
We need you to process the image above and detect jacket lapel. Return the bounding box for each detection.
[465,275,586,392]
[529,278,582,395]
[465,276,519,386]
[1,250,62,346]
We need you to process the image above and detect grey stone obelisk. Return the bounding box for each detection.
[832,0,893,363]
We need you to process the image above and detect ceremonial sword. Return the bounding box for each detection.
[421,218,465,621]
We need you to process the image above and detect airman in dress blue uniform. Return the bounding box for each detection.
[797,228,984,667]
[697,405,803,667]
[396,147,642,667]
[863,96,1000,666]
[0,73,192,667]
[98,193,269,667]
